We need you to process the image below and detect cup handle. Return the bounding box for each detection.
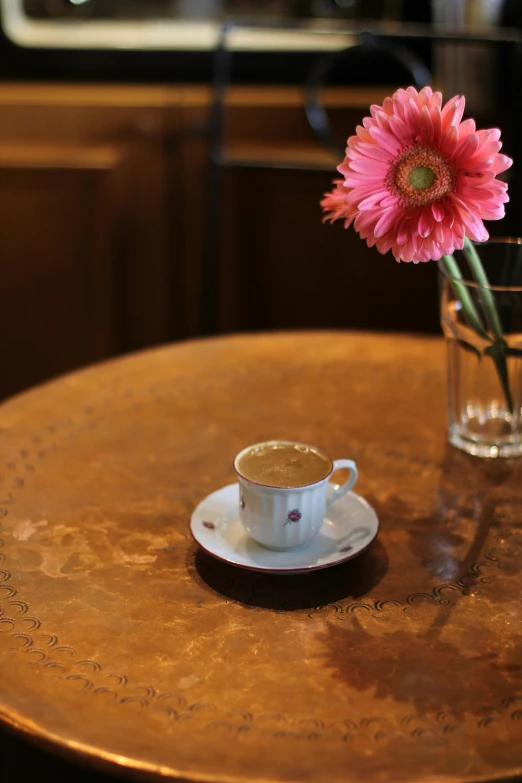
[326,459,358,508]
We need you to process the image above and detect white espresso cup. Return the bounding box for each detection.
[234,440,358,551]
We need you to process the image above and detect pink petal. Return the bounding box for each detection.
[424,238,439,258]
[471,171,496,183]
[418,209,433,238]
[355,125,373,143]
[457,118,476,138]
[375,111,392,131]
[490,154,513,173]
[419,105,434,144]
[462,156,494,174]
[368,126,402,156]
[440,125,459,158]
[349,158,389,176]
[346,184,388,203]
[465,220,489,242]
[401,241,416,262]
[452,194,478,217]
[475,129,491,150]
[433,223,445,243]
[429,246,445,261]
[416,90,430,109]
[415,252,431,264]
[440,225,457,251]
[392,93,407,122]
[376,236,394,255]
[478,140,502,157]
[382,97,394,116]
[484,128,501,143]
[380,195,399,208]
[404,98,421,132]
[429,105,442,144]
[484,178,509,193]
[442,203,455,228]
[481,211,505,222]
[344,176,386,188]
[431,202,445,222]
[479,188,509,204]
[452,196,480,230]
[405,86,420,100]
[454,133,480,164]
[461,181,499,199]
[358,192,391,210]
[479,193,509,207]
[388,114,413,144]
[354,209,379,231]
[374,207,401,238]
[342,179,375,194]
[354,141,394,162]
[396,215,415,245]
[441,95,465,131]
[459,183,505,204]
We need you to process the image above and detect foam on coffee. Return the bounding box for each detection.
[236,442,332,488]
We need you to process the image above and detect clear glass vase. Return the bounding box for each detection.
[439,238,522,458]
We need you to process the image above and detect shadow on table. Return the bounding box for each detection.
[313,445,522,718]
[315,619,522,719]
[403,443,522,588]
[193,538,388,611]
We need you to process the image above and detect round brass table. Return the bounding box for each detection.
[0,332,521,783]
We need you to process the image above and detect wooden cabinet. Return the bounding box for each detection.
[0,83,441,401]
[0,85,175,399]
[0,143,127,397]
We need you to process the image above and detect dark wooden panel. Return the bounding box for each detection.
[0,145,129,399]
[215,166,440,335]
[0,85,178,365]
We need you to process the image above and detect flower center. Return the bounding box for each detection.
[387,142,456,209]
[408,166,435,190]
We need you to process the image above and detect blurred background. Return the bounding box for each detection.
[0,0,520,400]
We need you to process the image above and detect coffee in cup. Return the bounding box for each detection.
[235,442,332,488]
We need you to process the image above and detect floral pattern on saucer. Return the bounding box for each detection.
[190,484,379,574]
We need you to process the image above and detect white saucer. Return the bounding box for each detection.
[190,483,379,574]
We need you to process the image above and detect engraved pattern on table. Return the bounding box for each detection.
[0,365,520,748]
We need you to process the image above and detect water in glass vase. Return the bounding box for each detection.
[442,301,522,458]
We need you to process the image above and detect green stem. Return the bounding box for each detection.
[462,237,505,342]
[461,238,513,414]
[441,254,490,341]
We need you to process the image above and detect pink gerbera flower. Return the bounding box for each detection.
[321,86,512,263]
